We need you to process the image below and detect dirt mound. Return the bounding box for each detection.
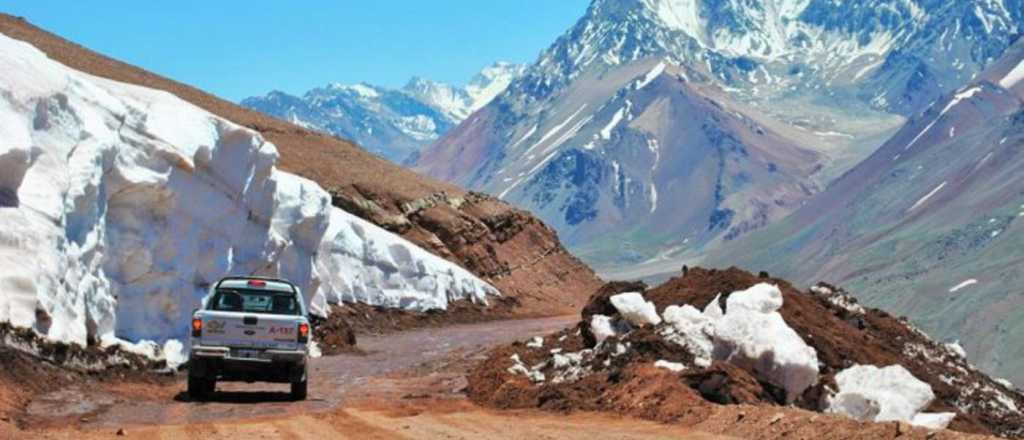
[0,324,173,429]
[468,268,1024,438]
[0,14,602,319]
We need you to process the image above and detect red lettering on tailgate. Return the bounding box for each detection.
[268,327,295,335]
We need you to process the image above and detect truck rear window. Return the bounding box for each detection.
[209,289,301,315]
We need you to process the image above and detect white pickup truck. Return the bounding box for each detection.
[188,277,311,401]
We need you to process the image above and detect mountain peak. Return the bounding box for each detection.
[242,62,524,163]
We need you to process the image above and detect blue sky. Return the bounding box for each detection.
[3,1,590,101]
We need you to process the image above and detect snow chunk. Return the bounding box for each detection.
[725,283,783,313]
[912,412,957,430]
[811,285,865,314]
[162,340,187,369]
[655,360,687,373]
[995,378,1015,389]
[507,353,546,383]
[944,341,967,359]
[661,304,714,367]
[827,365,953,429]
[590,314,617,344]
[308,341,323,359]
[527,336,544,349]
[714,285,819,403]
[716,284,818,402]
[703,294,724,320]
[659,284,818,402]
[610,292,662,326]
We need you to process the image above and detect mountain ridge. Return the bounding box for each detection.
[416,0,1022,271]
[242,62,524,164]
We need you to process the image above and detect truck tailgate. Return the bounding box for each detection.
[198,311,302,351]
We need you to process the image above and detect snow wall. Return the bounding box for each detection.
[0,33,497,347]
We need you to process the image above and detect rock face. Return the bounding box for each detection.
[241,62,525,164]
[0,14,601,320]
[708,38,1024,385]
[416,0,1022,271]
[468,268,1024,438]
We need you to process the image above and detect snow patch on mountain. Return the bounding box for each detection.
[1001,59,1024,89]
[949,279,979,293]
[907,181,947,212]
[465,62,527,114]
[635,61,667,89]
[0,32,497,357]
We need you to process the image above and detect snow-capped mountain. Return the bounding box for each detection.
[406,62,527,121]
[709,38,1024,385]
[241,62,524,164]
[0,32,497,357]
[416,0,1022,270]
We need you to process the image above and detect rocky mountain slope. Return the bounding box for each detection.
[708,38,1024,384]
[470,267,1024,438]
[0,13,601,331]
[415,0,1022,271]
[241,62,524,164]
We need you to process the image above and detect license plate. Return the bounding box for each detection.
[235,349,260,359]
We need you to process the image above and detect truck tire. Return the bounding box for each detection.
[188,375,211,401]
[290,378,307,401]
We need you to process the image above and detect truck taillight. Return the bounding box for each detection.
[298,323,309,343]
[192,318,203,337]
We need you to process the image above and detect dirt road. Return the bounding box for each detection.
[9,316,728,439]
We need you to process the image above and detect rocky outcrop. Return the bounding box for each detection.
[468,268,1024,438]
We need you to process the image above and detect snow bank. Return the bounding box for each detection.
[313,208,497,312]
[610,292,662,326]
[827,365,955,429]
[0,32,497,354]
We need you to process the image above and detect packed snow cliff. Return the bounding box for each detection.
[468,268,1024,438]
[0,33,498,360]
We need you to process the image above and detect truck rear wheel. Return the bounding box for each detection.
[290,378,307,401]
[188,376,215,401]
